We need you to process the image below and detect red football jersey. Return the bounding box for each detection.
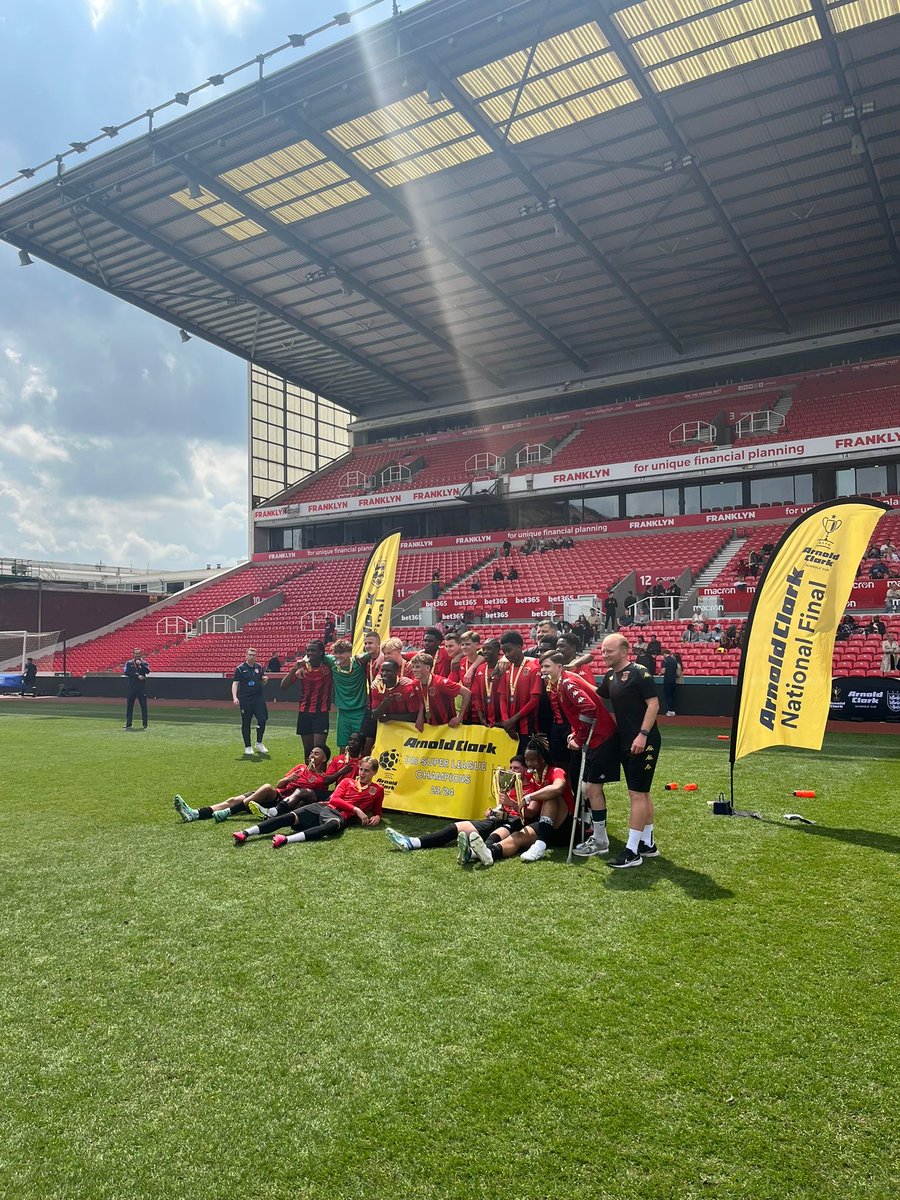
[414,673,463,725]
[498,658,543,735]
[327,776,384,821]
[527,763,575,814]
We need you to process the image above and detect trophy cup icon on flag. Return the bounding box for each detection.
[817,515,842,547]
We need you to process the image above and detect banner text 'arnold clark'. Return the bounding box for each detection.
[732,500,887,762]
[373,720,517,822]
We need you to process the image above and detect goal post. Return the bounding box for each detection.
[0,630,65,673]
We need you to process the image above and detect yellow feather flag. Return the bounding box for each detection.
[351,530,402,657]
[731,499,888,763]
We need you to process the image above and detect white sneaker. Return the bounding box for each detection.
[573,831,609,857]
[520,841,547,862]
[255,742,269,754]
[467,831,493,867]
[666,710,676,717]
[243,746,255,757]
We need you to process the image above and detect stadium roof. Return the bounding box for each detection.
[2,0,900,419]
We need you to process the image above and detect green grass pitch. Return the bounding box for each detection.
[1,702,897,1200]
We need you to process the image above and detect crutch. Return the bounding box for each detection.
[566,718,595,864]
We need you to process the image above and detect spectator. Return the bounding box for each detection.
[748,549,762,577]
[665,579,681,599]
[866,617,886,637]
[502,539,512,557]
[266,654,282,674]
[661,649,679,716]
[870,560,889,580]
[323,618,336,646]
[734,558,749,580]
[886,582,900,613]
[124,648,151,731]
[647,636,662,657]
[636,644,657,676]
[710,625,723,644]
[761,541,775,556]
[881,633,899,673]
[619,608,634,629]
[493,565,504,582]
[681,624,698,644]
[508,565,519,581]
[471,580,481,593]
[431,571,441,600]
[603,593,618,631]
[20,657,37,697]
[722,624,739,651]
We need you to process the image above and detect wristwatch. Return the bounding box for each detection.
[639,728,650,736]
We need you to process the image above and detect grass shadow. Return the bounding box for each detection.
[785,822,900,855]
[601,853,734,901]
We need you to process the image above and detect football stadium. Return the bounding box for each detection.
[1,1,898,1197]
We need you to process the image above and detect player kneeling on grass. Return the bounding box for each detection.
[466,736,575,866]
[385,755,540,863]
[173,746,334,824]
[232,757,384,847]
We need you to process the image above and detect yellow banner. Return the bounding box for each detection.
[733,499,887,761]
[372,721,519,821]
[351,530,401,657]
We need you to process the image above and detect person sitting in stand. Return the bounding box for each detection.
[870,559,889,580]
[232,757,384,848]
[508,565,519,581]
[385,754,540,859]
[646,635,662,657]
[265,654,282,674]
[722,623,739,650]
[492,565,504,582]
[865,616,886,637]
[748,549,762,577]
[886,582,900,613]
[471,579,482,593]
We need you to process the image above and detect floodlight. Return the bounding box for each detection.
[179,328,191,343]
[188,180,203,201]
[288,33,306,47]
[208,74,225,86]
[174,92,190,106]
[18,250,34,267]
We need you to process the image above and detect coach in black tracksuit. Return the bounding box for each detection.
[232,647,269,755]
[124,649,150,729]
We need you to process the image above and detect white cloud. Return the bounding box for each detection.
[4,347,22,365]
[1,423,70,462]
[87,0,116,30]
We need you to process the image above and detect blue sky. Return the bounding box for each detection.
[0,0,390,570]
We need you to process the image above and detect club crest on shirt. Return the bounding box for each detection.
[620,670,631,681]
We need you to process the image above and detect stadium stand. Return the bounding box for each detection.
[29,504,900,681]
[437,529,728,607]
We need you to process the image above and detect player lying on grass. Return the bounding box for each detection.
[231,757,384,847]
[173,744,342,824]
[466,736,575,867]
[384,754,541,862]
[242,733,365,819]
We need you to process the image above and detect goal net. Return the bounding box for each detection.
[0,630,65,673]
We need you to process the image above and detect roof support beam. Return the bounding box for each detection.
[278,107,591,371]
[807,0,900,276]
[161,141,507,388]
[426,58,684,353]
[68,188,427,403]
[585,1,792,335]
[0,230,352,409]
